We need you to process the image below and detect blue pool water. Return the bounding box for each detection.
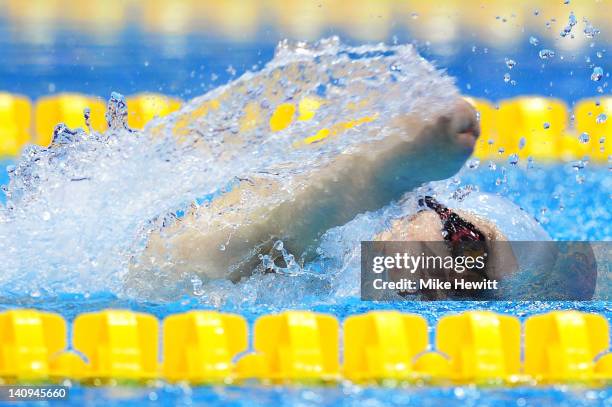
[26,380,612,407]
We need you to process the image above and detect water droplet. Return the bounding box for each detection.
[51,123,85,146]
[596,51,603,58]
[454,387,466,398]
[389,62,402,72]
[539,207,550,225]
[218,244,226,251]
[579,132,590,143]
[191,276,205,296]
[105,92,131,132]
[529,36,540,46]
[273,240,284,251]
[591,66,604,82]
[467,159,480,169]
[519,137,526,150]
[596,113,607,124]
[508,154,519,165]
[561,12,577,37]
[504,58,516,69]
[543,122,550,129]
[42,211,51,221]
[504,73,511,83]
[539,49,555,59]
[584,22,600,38]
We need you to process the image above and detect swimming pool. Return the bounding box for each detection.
[0,2,610,406]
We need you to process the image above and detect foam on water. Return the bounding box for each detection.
[0,38,459,299]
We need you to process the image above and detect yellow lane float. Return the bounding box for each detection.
[0,309,66,381]
[574,98,612,163]
[497,97,570,161]
[34,93,106,146]
[0,309,610,385]
[72,310,159,381]
[525,311,612,383]
[126,93,182,130]
[0,93,32,157]
[435,311,521,383]
[0,93,609,162]
[343,311,428,382]
[240,311,339,382]
[163,311,247,383]
[467,96,609,163]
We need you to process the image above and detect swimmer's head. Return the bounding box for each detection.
[376,194,519,299]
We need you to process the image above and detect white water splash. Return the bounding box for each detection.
[0,37,459,298]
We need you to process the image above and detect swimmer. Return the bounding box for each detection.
[127,40,482,288]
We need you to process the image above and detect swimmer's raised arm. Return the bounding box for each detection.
[128,99,479,287]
